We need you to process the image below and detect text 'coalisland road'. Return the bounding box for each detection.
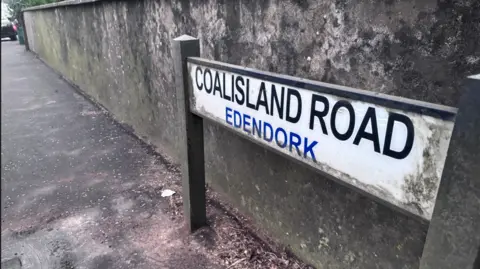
[188,59,455,220]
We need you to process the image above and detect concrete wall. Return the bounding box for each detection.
[23,0,479,268]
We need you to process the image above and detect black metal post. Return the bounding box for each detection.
[420,74,480,269]
[172,35,206,232]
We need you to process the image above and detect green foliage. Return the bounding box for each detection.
[5,0,59,21]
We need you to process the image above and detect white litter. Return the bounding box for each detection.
[161,189,176,197]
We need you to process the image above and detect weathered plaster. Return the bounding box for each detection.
[23,0,479,268]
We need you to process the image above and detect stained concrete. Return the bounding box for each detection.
[1,257,22,269]
[21,0,480,268]
[419,76,480,269]
[1,41,222,269]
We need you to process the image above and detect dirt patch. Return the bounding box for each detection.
[203,191,313,269]
[140,156,314,269]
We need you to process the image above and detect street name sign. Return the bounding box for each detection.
[187,57,457,220]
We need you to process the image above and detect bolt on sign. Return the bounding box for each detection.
[187,58,457,220]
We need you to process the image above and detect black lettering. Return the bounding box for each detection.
[223,73,231,101]
[204,68,213,94]
[213,71,223,98]
[309,94,329,135]
[230,74,235,102]
[195,67,203,90]
[256,82,270,114]
[235,76,245,105]
[330,100,355,141]
[271,85,285,119]
[286,88,302,123]
[353,107,380,153]
[246,79,257,110]
[383,112,414,159]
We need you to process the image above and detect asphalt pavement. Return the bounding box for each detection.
[1,40,222,269]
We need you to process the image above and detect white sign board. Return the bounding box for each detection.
[187,58,456,220]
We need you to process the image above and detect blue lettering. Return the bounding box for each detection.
[226,109,316,162]
[243,114,251,134]
[289,132,301,155]
[275,127,287,148]
[303,137,318,162]
[263,122,273,142]
[234,110,242,128]
[252,117,262,138]
[226,107,233,125]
